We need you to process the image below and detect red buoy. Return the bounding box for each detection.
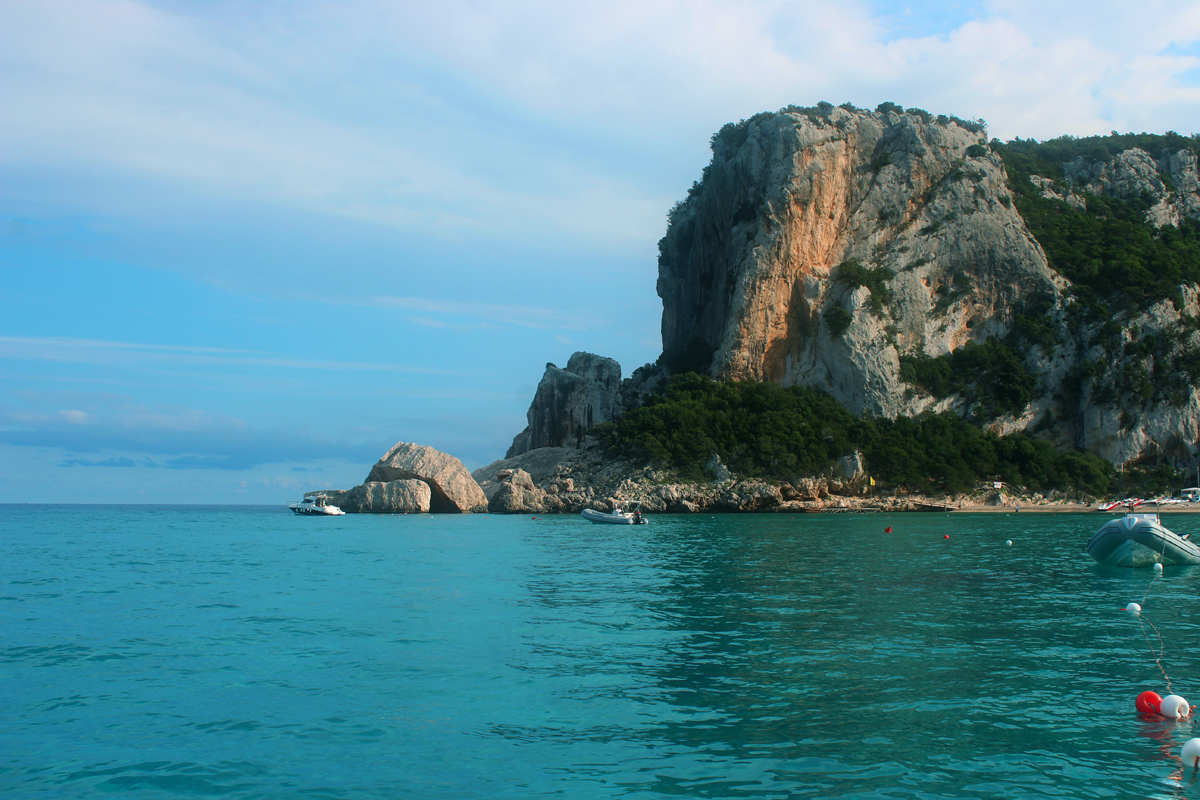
[1137,691,1163,715]
[944,534,950,539]
[884,526,892,533]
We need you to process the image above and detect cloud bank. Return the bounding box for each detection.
[3,0,1199,501]
[4,1,1198,252]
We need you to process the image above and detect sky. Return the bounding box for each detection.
[3,0,1200,503]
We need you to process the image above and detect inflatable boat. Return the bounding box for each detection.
[1086,512,1200,567]
[581,506,647,525]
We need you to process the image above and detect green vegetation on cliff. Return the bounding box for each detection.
[993,135,1200,313]
[899,339,1037,419]
[707,101,985,160]
[835,259,894,315]
[596,374,1112,495]
[901,134,1200,417]
[995,132,1200,182]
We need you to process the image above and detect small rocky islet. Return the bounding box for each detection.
[312,103,1200,513]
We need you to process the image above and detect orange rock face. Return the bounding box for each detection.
[656,106,1058,418]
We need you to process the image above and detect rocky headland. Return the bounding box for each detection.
[326,105,1200,515]
[479,104,1199,510]
[650,104,1200,466]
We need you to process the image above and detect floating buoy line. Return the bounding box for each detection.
[1135,574,1174,695]
[1125,566,1200,775]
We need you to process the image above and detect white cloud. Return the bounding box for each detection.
[0,392,371,469]
[356,296,595,330]
[867,2,1200,138]
[0,336,456,374]
[0,0,668,249]
[4,0,1199,262]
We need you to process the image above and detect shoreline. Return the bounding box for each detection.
[470,446,1200,516]
[949,504,1200,514]
[749,503,1200,514]
[787,501,1200,514]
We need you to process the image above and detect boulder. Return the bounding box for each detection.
[731,481,783,511]
[836,452,865,481]
[342,480,431,513]
[705,453,732,483]
[791,477,828,501]
[366,442,487,513]
[473,447,573,505]
[488,468,547,513]
[506,352,624,457]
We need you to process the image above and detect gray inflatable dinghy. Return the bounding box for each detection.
[1086,512,1200,567]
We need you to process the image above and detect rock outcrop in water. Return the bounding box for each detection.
[312,441,487,514]
[485,468,547,513]
[312,479,431,514]
[367,442,487,513]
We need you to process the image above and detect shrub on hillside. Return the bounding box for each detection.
[596,374,1112,495]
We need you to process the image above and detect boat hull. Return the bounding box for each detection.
[1086,515,1200,566]
[581,508,646,525]
[289,504,345,516]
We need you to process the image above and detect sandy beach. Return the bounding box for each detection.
[951,503,1200,514]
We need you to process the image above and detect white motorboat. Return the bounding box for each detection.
[1086,512,1200,567]
[289,496,346,516]
[581,505,647,525]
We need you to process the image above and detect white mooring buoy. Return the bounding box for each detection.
[1160,694,1192,719]
[1126,602,1142,613]
[1181,738,1200,769]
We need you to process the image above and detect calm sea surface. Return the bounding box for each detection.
[4,505,1200,799]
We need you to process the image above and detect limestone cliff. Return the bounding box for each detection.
[652,106,1200,468]
[502,106,1200,473]
[656,105,1061,418]
[1059,148,1200,227]
[506,352,625,457]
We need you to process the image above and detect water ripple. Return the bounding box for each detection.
[3,507,1200,798]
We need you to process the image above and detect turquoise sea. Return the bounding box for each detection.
[3,505,1200,798]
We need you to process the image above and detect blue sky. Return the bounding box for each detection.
[3,0,1200,503]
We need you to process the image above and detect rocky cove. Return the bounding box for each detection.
[316,104,1200,514]
[315,433,1105,516]
[471,444,1101,515]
